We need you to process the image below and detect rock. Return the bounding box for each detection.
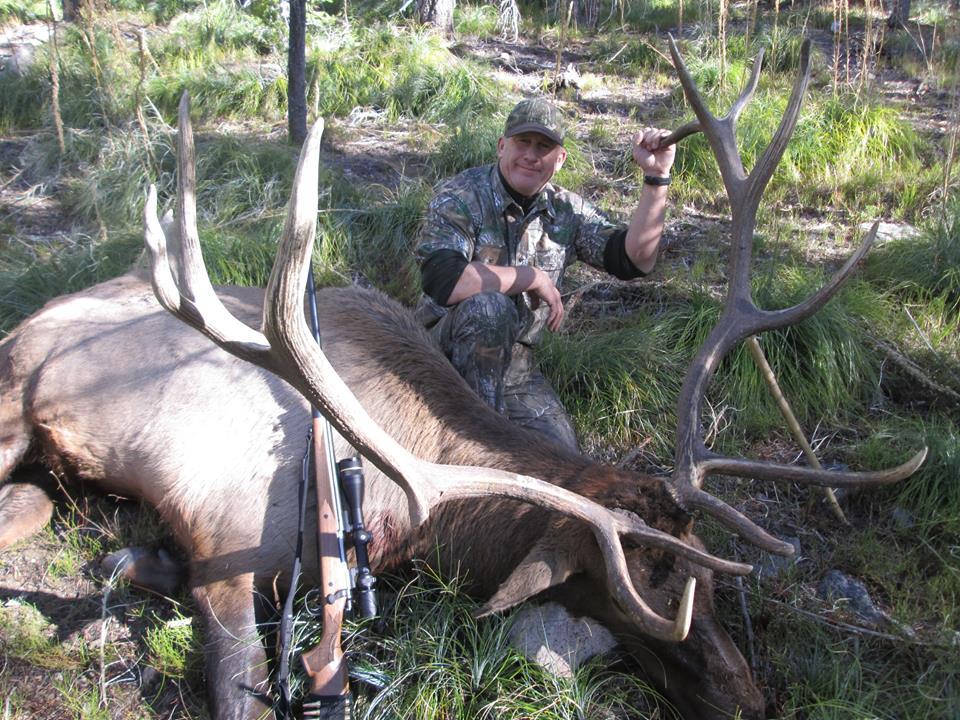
[858,221,921,247]
[757,536,801,580]
[817,570,890,629]
[508,601,616,677]
[0,23,50,78]
[892,506,915,530]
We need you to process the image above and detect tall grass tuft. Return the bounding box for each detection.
[865,200,960,308]
[320,179,430,303]
[290,564,673,719]
[671,78,930,216]
[307,25,500,123]
[541,268,886,457]
[0,232,144,333]
[0,0,48,24]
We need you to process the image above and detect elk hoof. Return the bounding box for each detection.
[0,483,54,550]
[100,546,184,596]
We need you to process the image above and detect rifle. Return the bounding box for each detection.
[298,266,377,719]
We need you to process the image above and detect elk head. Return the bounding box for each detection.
[142,36,925,719]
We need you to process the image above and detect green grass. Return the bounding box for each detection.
[0,232,144,334]
[0,600,83,669]
[289,563,674,719]
[541,266,888,455]
[143,611,201,681]
[670,75,932,217]
[307,24,500,124]
[0,0,48,24]
[454,3,499,37]
[865,200,960,307]
[765,613,960,719]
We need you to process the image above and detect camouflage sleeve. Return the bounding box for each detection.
[570,195,626,270]
[415,189,477,266]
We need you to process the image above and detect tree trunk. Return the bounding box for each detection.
[62,0,81,22]
[576,0,599,28]
[887,0,911,28]
[287,0,307,146]
[416,0,455,37]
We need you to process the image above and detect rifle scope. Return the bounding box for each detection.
[337,456,377,619]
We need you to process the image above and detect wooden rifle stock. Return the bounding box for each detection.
[301,270,353,720]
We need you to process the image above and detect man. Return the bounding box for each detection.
[415,98,675,452]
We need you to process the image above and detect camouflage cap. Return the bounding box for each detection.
[503,98,566,146]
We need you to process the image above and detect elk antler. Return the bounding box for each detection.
[661,38,927,554]
[142,93,751,642]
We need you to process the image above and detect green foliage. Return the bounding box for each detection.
[0,65,47,132]
[671,78,930,216]
[0,601,80,669]
[432,113,502,178]
[308,25,500,123]
[593,36,667,77]
[620,0,700,32]
[0,232,143,333]
[856,417,960,532]
[454,3,499,37]
[144,612,201,680]
[294,564,673,719]
[542,268,885,455]
[766,611,960,719]
[865,201,960,307]
[727,269,884,437]
[147,60,287,123]
[320,178,430,303]
[160,0,282,56]
[539,300,685,455]
[0,0,48,23]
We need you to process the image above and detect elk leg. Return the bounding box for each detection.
[100,546,184,596]
[192,571,275,720]
[0,482,54,550]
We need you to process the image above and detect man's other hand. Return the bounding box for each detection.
[632,128,676,178]
[526,267,564,332]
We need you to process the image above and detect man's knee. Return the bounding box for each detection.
[456,291,517,322]
[448,291,519,345]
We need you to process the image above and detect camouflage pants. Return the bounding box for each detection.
[430,291,580,453]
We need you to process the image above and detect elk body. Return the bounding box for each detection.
[2,267,763,719]
[1,39,925,720]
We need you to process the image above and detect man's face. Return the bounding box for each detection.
[497,132,567,197]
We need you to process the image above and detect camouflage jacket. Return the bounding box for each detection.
[415,163,623,347]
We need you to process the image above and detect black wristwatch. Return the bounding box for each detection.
[643,175,672,187]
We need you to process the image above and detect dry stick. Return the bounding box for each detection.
[47,0,65,155]
[552,0,574,96]
[745,335,848,524]
[733,546,758,676]
[943,75,959,220]
[858,0,872,97]
[844,0,851,87]
[745,0,758,51]
[135,30,157,178]
[81,0,111,128]
[717,0,728,92]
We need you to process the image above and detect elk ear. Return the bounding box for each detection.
[476,523,591,616]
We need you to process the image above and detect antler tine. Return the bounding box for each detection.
[144,95,751,642]
[728,47,766,126]
[746,39,811,209]
[667,34,747,197]
[143,95,270,367]
[700,447,929,486]
[757,221,875,331]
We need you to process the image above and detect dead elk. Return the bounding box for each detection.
[0,40,925,720]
